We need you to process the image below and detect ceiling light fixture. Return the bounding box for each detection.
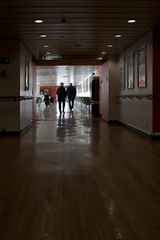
[46,52,51,54]
[97,57,103,60]
[107,44,113,48]
[101,51,106,55]
[44,45,49,48]
[114,34,122,38]
[40,34,47,38]
[128,19,136,23]
[34,19,43,23]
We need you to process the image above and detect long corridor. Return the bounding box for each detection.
[1,102,160,240]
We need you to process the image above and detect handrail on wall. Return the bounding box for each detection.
[0,96,34,101]
[116,94,155,100]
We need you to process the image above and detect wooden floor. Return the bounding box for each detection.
[1,102,160,240]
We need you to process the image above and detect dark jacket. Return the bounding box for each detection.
[67,86,76,100]
[56,86,66,101]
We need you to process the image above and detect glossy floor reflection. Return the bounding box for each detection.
[1,102,160,240]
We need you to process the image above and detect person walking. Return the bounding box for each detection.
[67,83,76,110]
[56,82,66,114]
[44,92,50,107]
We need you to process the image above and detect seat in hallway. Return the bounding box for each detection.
[0,103,160,240]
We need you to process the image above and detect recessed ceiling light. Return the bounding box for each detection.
[97,57,103,60]
[107,44,113,48]
[46,52,51,54]
[40,34,47,38]
[44,45,49,48]
[101,51,106,55]
[34,19,43,23]
[114,34,122,38]
[128,19,136,23]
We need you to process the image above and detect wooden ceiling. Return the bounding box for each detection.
[0,0,160,65]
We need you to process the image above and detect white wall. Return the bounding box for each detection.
[118,31,153,134]
[98,62,109,121]
[98,58,118,122]
[0,102,20,132]
[0,40,20,96]
[0,41,34,132]
[108,56,119,121]
[0,40,20,132]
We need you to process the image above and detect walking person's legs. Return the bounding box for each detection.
[71,99,74,109]
[62,101,65,113]
[58,101,62,113]
[68,98,72,110]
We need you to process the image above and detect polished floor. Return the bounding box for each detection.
[1,102,160,240]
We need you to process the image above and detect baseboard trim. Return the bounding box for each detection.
[0,130,21,136]
[108,120,119,124]
[109,120,160,140]
[0,122,32,136]
[20,122,32,135]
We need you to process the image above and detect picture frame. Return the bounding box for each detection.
[119,57,125,90]
[127,53,134,89]
[137,47,147,88]
[25,57,29,90]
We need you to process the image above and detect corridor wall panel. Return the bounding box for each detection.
[118,31,153,135]
[153,29,160,133]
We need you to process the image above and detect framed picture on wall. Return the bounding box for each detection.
[137,47,147,88]
[25,57,29,90]
[127,53,134,89]
[119,57,125,90]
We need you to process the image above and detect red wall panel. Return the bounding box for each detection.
[153,29,160,132]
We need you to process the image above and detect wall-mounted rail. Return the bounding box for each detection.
[0,96,34,101]
[116,94,160,100]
